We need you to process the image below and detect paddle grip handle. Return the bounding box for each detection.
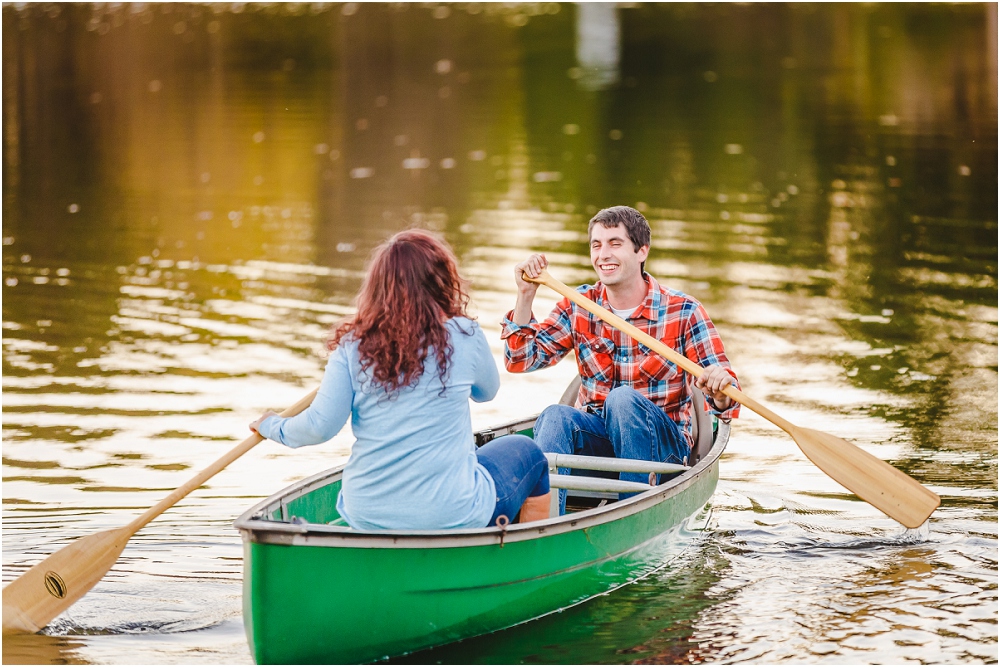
[126,388,319,533]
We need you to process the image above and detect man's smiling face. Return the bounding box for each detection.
[589,223,649,288]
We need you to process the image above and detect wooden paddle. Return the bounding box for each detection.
[2,388,318,635]
[523,269,940,529]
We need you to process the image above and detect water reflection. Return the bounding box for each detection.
[574,3,620,91]
[3,3,996,665]
[2,632,87,665]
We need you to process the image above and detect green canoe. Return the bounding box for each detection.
[235,384,730,664]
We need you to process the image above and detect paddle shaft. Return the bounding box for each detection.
[526,272,795,433]
[126,388,318,534]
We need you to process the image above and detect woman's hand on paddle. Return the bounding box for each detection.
[250,410,280,436]
[695,365,734,410]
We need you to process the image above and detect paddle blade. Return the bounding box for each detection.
[2,528,131,634]
[791,426,940,528]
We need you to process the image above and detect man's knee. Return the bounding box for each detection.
[604,385,643,415]
[533,405,578,452]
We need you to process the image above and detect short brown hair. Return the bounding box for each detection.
[587,206,651,272]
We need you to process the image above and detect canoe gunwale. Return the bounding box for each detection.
[234,418,729,549]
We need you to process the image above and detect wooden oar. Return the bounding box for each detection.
[2,388,318,635]
[523,269,940,529]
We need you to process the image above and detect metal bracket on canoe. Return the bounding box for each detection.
[495,514,509,547]
[474,429,495,447]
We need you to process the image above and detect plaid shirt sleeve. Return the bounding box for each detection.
[682,301,741,421]
[500,298,575,373]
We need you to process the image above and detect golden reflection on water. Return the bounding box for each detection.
[2,633,88,665]
[3,3,997,664]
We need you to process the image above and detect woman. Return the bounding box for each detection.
[250,230,550,530]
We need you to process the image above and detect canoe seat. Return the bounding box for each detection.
[688,384,715,465]
[558,374,582,406]
[558,374,714,466]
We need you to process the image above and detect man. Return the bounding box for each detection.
[501,205,740,514]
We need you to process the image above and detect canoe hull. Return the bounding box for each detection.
[238,418,728,664]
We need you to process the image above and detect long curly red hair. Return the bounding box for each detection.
[327,230,473,396]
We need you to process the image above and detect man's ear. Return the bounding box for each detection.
[636,245,650,262]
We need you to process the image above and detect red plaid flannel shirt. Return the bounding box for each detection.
[501,274,740,446]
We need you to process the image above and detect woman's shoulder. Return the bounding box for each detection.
[446,317,489,357]
[327,334,361,364]
[446,316,480,336]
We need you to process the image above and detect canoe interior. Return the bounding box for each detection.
[255,417,535,527]
[259,473,344,525]
[251,414,715,526]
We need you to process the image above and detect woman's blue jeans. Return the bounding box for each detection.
[532,386,690,515]
[476,434,550,526]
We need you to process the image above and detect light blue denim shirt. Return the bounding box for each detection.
[258,318,499,531]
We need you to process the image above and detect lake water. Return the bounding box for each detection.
[2,4,997,664]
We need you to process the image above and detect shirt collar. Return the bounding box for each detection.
[594,273,661,323]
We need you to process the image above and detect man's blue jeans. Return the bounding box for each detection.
[477,434,550,526]
[533,386,690,515]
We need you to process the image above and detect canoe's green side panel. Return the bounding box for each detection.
[244,464,718,664]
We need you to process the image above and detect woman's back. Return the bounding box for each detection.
[260,317,499,530]
[339,318,498,529]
